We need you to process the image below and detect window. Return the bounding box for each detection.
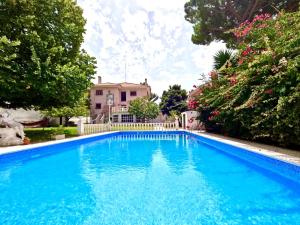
[113,115,119,123]
[121,91,126,102]
[121,114,133,123]
[95,103,101,109]
[130,91,137,96]
[96,90,103,95]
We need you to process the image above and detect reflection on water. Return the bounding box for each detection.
[78,133,300,224]
[79,134,225,224]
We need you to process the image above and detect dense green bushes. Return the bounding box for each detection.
[189,11,300,147]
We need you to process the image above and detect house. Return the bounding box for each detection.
[89,76,151,123]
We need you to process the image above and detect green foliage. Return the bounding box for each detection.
[167,110,180,122]
[42,95,88,124]
[129,97,160,122]
[159,85,188,115]
[0,0,96,109]
[184,0,299,47]
[149,93,159,102]
[24,127,77,143]
[51,125,65,135]
[213,50,235,70]
[191,10,300,147]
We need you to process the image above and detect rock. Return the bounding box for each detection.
[0,111,25,146]
[0,128,24,146]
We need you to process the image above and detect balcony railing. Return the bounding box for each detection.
[111,106,128,113]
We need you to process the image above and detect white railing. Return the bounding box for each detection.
[78,121,177,135]
[112,106,128,113]
[82,123,111,135]
[110,122,176,131]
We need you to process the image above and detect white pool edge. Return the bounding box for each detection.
[0,131,120,156]
[186,130,300,167]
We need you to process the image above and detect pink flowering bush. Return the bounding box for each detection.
[192,10,300,147]
[233,14,271,38]
[188,99,199,110]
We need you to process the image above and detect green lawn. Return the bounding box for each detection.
[24,127,78,144]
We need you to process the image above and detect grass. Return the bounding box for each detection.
[24,127,78,144]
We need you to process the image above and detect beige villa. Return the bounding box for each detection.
[90,77,151,123]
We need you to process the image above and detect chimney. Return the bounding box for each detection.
[98,76,102,84]
[144,78,148,85]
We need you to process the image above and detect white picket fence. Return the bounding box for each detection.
[83,124,111,135]
[78,122,177,135]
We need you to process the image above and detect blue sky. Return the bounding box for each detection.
[78,0,226,96]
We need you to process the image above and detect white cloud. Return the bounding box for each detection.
[121,9,149,42]
[78,0,227,95]
[174,61,187,69]
[192,42,227,74]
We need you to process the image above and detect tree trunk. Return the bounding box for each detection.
[64,116,70,126]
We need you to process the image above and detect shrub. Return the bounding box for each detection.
[191,10,300,147]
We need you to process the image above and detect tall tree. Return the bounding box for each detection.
[160,85,188,115]
[129,97,160,122]
[0,0,96,109]
[184,0,299,47]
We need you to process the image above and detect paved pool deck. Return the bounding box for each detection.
[190,130,300,166]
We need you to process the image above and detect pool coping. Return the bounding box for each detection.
[185,130,300,167]
[0,131,120,156]
[1,130,299,167]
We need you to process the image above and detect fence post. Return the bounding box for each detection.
[175,116,179,130]
[77,117,84,135]
[109,122,112,131]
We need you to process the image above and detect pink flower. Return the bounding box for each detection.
[264,89,273,95]
[188,99,199,110]
[234,13,271,38]
[258,24,267,29]
[211,110,220,116]
[241,46,253,57]
[230,76,237,85]
[238,59,244,65]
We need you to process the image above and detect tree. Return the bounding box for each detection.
[184,0,299,47]
[213,49,235,70]
[0,0,96,109]
[42,95,89,125]
[160,85,188,115]
[128,97,160,122]
[149,93,159,102]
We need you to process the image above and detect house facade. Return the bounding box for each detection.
[90,77,151,123]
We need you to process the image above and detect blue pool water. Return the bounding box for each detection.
[0,132,300,224]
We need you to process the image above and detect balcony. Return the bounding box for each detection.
[112,105,128,113]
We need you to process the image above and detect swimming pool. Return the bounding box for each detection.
[0,131,299,224]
